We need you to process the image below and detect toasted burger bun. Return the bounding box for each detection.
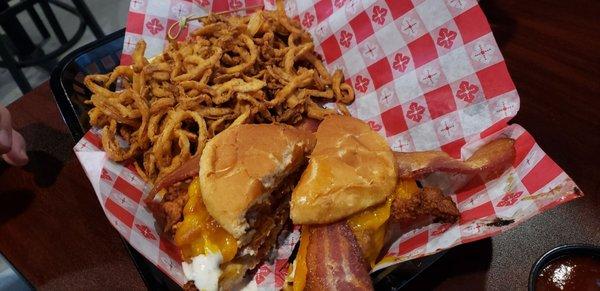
[200,123,315,239]
[290,115,397,225]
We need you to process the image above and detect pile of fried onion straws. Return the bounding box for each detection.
[83,4,355,183]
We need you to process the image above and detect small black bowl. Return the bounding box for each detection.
[528,244,600,291]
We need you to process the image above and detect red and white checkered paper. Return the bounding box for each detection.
[74,0,582,289]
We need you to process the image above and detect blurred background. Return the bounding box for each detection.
[0,0,129,106]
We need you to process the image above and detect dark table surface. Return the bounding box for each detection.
[1,0,599,290]
[0,83,146,289]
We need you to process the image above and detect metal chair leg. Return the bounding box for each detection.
[39,0,68,44]
[0,0,36,56]
[71,0,105,39]
[0,39,32,94]
[26,6,50,39]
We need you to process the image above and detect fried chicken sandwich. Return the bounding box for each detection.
[174,123,315,290]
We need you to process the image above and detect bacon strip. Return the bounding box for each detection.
[146,153,201,201]
[394,138,516,179]
[295,117,320,134]
[305,222,373,291]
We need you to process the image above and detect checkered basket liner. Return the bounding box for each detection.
[74,0,582,288]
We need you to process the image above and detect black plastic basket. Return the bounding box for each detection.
[50,29,179,290]
[50,29,122,141]
[49,28,446,291]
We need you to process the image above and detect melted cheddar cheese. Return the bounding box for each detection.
[348,178,418,266]
[174,177,238,262]
[393,178,420,201]
[284,226,310,291]
[347,194,392,266]
[294,226,310,291]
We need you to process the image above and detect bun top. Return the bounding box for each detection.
[290,115,397,225]
[200,124,315,238]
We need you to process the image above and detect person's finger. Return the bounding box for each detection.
[2,130,28,166]
[0,105,13,154]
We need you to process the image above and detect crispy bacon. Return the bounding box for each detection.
[394,138,516,179]
[305,222,373,291]
[146,154,201,201]
[295,117,320,134]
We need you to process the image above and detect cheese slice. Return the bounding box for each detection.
[174,177,238,262]
[347,178,419,266]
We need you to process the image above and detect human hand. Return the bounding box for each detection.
[0,104,28,166]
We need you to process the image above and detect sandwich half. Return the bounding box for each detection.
[175,123,315,290]
[286,115,515,291]
[286,115,460,290]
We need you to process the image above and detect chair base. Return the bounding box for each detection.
[0,0,104,94]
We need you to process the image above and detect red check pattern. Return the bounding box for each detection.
[74,0,582,287]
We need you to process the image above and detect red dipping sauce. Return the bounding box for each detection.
[535,255,600,291]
